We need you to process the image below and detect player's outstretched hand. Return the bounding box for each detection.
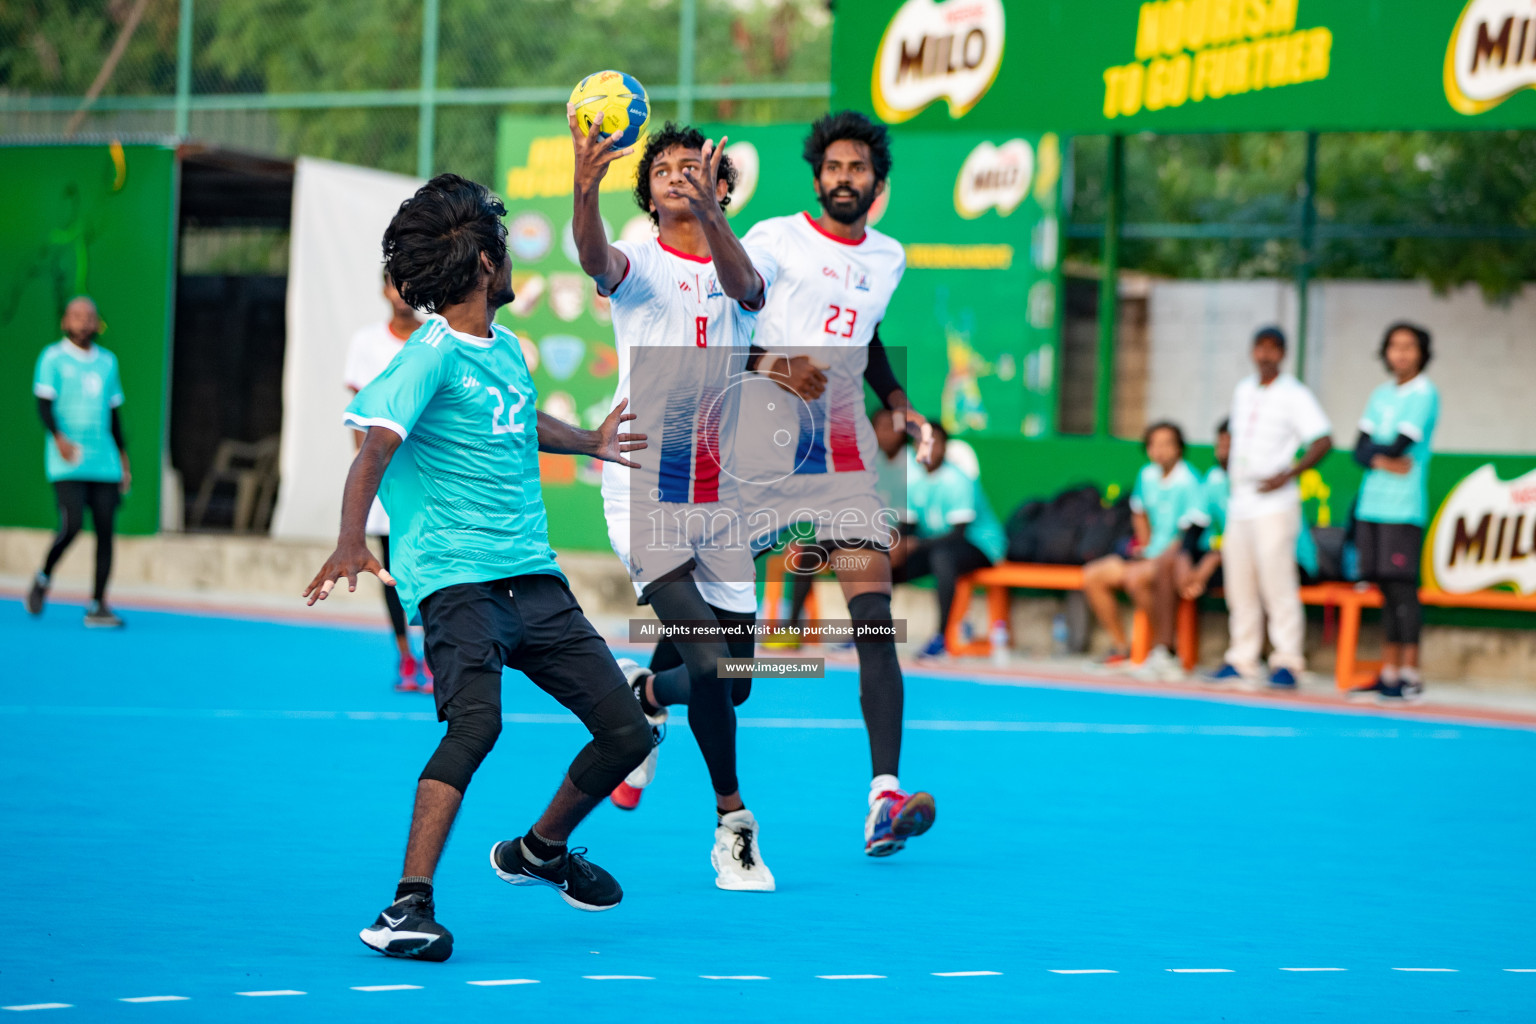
[764,354,828,400]
[569,103,634,193]
[677,136,727,218]
[906,411,938,468]
[303,540,396,606]
[594,397,647,469]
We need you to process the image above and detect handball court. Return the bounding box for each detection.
[4,597,1533,1022]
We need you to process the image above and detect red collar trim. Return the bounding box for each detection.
[658,239,712,264]
[802,211,866,246]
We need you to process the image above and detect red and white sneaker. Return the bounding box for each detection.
[864,787,937,857]
[396,653,421,692]
[419,657,434,696]
[609,658,666,811]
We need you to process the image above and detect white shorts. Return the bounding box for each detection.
[741,470,901,555]
[602,486,758,614]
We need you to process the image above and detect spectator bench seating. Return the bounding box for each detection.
[946,564,1536,690]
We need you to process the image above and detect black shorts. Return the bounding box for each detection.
[418,573,628,723]
[1356,520,1423,584]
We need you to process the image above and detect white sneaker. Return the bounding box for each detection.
[616,658,666,789]
[711,809,775,892]
[1135,645,1182,682]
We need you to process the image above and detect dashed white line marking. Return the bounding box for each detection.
[350,985,423,991]
[120,996,189,1003]
[1,1007,72,1013]
[467,979,540,986]
[236,991,305,997]
[582,976,653,981]
[1050,969,1118,974]
[1504,969,1536,972]
[1280,968,1347,972]
[817,975,885,980]
[1168,968,1234,973]
[1393,968,1457,972]
[700,976,770,981]
[932,971,1002,977]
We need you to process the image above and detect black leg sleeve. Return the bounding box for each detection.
[84,482,119,603]
[848,590,903,778]
[43,482,86,579]
[644,578,742,796]
[379,535,408,639]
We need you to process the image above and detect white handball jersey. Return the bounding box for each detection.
[600,237,760,507]
[739,212,906,480]
[344,322,410,534]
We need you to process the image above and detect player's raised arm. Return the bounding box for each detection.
[675,137,764,308]
[535,399,647,468]
[570,104,632,292]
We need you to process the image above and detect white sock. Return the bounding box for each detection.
[870,774,900,805]
[1380,664,1400,684]
[1400,666,1421,684]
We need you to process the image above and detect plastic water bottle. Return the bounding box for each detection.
[1051,613,1069,658]
[990,620,1009,666]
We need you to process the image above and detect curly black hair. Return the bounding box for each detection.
[1143,420,1186,454]
[1380,321,1433,371]
[803,110,893,182]
[633,122,738,226]
[382,173,508,313]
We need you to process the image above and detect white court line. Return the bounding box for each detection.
[1393,968,1457,972]
[1,1007,72,1013]
[700,976,770,980]
[119,996,189,1003]
[467,979,540,986]
[1050,969,1118,974]
[350,984,423,991]
[1280,968,1347,972]
[933,971,1002,977]
[1168,968,1234,973]
[582,976,653,981]
[1504,969,1536,972]
[236,991,305,996]
[817,975,885,980]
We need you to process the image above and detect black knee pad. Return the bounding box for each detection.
[419,702,503,794]
[568,685,654,797]
[731,680,752,706]
[848,591,894,639]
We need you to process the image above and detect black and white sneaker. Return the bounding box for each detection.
[1346,677,1388,701]
[359,892,453,961]
[84,602,124,628]
[490,840,623,912]
[1379,679,1425,704]
[26,574,47,616]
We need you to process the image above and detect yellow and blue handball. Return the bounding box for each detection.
[569,70,650,150]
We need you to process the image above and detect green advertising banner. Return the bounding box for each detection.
[832,0,1536,135]
[493,116,1063,549]
[0,143,176,535]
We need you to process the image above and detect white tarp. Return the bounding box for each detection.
[270,157,423,541]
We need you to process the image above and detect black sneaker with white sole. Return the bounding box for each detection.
[359,892,453,962]
[26,574,47,616]
[1379,678,1425,703]
[84,602,124,628]
[490,840,622,911]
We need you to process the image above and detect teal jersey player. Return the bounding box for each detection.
[1198,465,1230,551]
[907,461,1007,564]
[344,315,563,624]
[33,339,125,482]
[1129,459,1205,558]
[1357,375,1440,526]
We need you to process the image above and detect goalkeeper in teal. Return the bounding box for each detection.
[1347,322,1440,703]
[303,174,652,963]
[27,296,130,628]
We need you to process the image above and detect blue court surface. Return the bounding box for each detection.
[5,599,1534,1022]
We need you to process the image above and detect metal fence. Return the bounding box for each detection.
[0,0,832,180]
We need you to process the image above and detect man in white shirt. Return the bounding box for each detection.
[344,271,424,692]
[1208,327,1333,689]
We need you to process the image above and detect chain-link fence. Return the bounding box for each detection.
[1,0,832,180]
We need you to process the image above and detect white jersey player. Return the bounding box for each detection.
[738,112,938,858]
[569,112,775,892]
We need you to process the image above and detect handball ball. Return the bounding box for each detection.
[569,70,650,150]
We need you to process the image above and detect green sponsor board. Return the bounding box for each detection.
[0,143,175,535]
[833,0,1536,135]
[494,116,1064,549]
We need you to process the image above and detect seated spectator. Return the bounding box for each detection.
[892,421,1006,658]
[1176,419,1230,604]
[1082,421,1204,675]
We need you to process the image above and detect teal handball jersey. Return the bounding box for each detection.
[1130,459,1205,558]
[32,340,125,483]
[344,316,564,624]
[907,461,1007,564]
[1356,376,1439,527]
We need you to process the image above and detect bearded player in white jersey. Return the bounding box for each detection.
[737,111,937,857]
[570,110,774,890]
